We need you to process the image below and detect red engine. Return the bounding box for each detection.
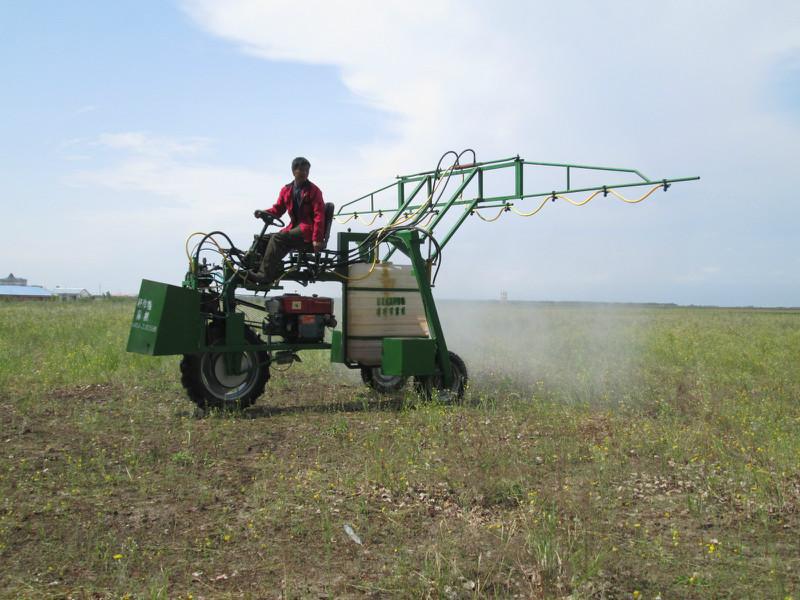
[264,294,336,343]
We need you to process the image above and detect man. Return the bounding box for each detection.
[247,157,326,286]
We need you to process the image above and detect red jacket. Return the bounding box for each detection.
[265,180,325,244]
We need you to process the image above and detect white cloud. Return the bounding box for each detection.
[58,132,286,290]
[181,0,553,172]
[68,132,273,218]
[95,131,211,158]
[55,2,800,302]
[181,1,800,172]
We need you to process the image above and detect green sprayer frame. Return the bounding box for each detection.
[127,152,699,401]
[336,155,698,261]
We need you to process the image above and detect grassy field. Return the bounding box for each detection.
[1,299,798,599]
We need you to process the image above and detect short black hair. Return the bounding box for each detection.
[291,156,310,171]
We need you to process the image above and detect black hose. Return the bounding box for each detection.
[193,231,236,266]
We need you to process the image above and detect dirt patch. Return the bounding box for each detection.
[578,414,613,443]
[49,382,122,403]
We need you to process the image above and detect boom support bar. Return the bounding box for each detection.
[335,155,698,265]
[335,156,698,252]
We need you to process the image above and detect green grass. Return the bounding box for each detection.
[1,299,799,598]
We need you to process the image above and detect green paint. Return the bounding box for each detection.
[126,280,202,356]
[381,337,436,377]
[330,330,344,363]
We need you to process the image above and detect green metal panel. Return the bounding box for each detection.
[330,330,345,363]
[225,312,246,346]
[385,230,453,385]
[222,312,247,375]
[381,337,437,376]
[127,279,202,356]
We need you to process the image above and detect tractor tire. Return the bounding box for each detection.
[180,327,269,411]
[360,366,407,394]
[414,351,468,403]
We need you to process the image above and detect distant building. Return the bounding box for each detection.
[0,284,53,301]
[0,273,27,286]
[500,290,508,303]
[0,273,53,300]
[53,287,92,301]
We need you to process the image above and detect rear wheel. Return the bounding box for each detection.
[360,366,407,394]
[180,328,269,411]
[414,351,468,403]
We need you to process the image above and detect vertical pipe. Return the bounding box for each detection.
[514,157,523,198]
[397,230,452,387]
[426,175,432,203]
[397,181,404,210]
[338,232,348,366]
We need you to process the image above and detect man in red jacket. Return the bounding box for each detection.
[247,156,326,286]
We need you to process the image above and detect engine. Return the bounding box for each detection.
[263,294,336,343]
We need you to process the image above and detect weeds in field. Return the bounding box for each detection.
[0,300,798,596]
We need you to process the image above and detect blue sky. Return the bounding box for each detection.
[2,1,799,306]
[1,2,381,186]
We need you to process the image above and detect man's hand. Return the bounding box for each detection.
[254,209,264,219]
[312,241,323,252]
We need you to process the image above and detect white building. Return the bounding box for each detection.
[53,286,92,300]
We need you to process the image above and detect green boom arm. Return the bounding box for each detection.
[333,154,699,262]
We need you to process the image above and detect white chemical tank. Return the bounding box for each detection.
[345,262,430,365]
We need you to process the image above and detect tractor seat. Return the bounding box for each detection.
[281,201,335,265]
[322,202,334,249]
[294,202,334,252]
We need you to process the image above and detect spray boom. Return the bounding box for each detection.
[334,151,699,261]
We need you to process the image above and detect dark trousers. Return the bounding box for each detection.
[257,227,312,283]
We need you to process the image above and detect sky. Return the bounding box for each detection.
[1,1,799,306]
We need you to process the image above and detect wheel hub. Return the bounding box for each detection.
[212,353,251,388]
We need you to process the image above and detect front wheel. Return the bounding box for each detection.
[414,351,468,403]
[361,366,407,394]
[180,329,269,411]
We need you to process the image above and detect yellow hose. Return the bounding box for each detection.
[510,196,549,217]
[607,184,663,204]
[355,212,382,226]
[507,183,664,218]
[185,232,208,272]
[554,189,603,207]
[473,206,506,222]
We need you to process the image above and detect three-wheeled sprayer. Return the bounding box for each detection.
[127,150,698,410]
